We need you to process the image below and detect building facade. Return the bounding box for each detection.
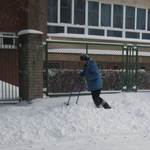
[1,0,150,51]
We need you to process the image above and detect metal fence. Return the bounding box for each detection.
[0,35,20,103]
[136,44,150,90]
[43,40,150,97]
[44,40,124,97]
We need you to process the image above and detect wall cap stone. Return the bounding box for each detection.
[18,29,43,36]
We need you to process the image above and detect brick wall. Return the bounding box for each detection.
[0,0,47,39]
[0,0,28,33]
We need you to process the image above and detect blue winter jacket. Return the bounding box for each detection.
[80,58,103,91]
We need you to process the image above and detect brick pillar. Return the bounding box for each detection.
[18,29,43,101]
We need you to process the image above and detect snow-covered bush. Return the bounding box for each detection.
[101,70,122,90]
[43,69,150,93]
[138,70,150,89]
[45,69,87,93]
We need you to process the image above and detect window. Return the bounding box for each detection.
[68,27,84,34]
[126,6,135,29]
[89,29,104,36]
[88,1,99,26]
[48,26,64,33]
[107,30,122,37]
[48,0,58,23]
[126,32,139,39]
[74,0,85,25]
[47,1,150,41]
[142,33,150,40]
[3,34,13,45]
[101,4,111,27]
[113,4,123,28]
[0,33,16,49]
[60,0,72,23]
[137,8,146,30]
[148,9,150,31]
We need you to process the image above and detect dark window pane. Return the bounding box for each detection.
[3,34,13,45]
[101,4,111,27]
[89,29,104,36]
[126,6,135,29]
[3,38,13,45]
[48,0,58,23]
[126,32,139,39]
[137,8,146,30]
[60,0,72,23]
[74,0,85,25]
[113,4,123,28]
[88,1,99,26]
[107,30,122,37]
[142,33,150,40]
[68,27,84,34]
[148,9,150,31]
[48,26,64,33]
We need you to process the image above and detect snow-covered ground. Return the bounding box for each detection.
[1,92,150,150]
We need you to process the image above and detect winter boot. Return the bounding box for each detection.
[102,100,111,109]
[94,98,103,108]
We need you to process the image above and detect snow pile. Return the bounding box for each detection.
[1,92,150,150]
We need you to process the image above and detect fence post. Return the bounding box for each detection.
[122,45,127,91]
[18,29,43,101]
[122,44,138,92]
[45,41,49,96]
[135,46,138,91]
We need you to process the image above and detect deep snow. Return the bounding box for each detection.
[1,92,150,150]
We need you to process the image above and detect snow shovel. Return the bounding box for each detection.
[65,78,83,106]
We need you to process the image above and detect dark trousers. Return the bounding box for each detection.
[91,89,103,107]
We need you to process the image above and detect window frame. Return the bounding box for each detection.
[0,33,17,49]
[47,0,150,41]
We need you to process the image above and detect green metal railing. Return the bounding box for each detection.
[136,44,150,90]
[122,44,138,92]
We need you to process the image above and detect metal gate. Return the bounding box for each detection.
[122,44,138,92]
[0,35,20,103]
